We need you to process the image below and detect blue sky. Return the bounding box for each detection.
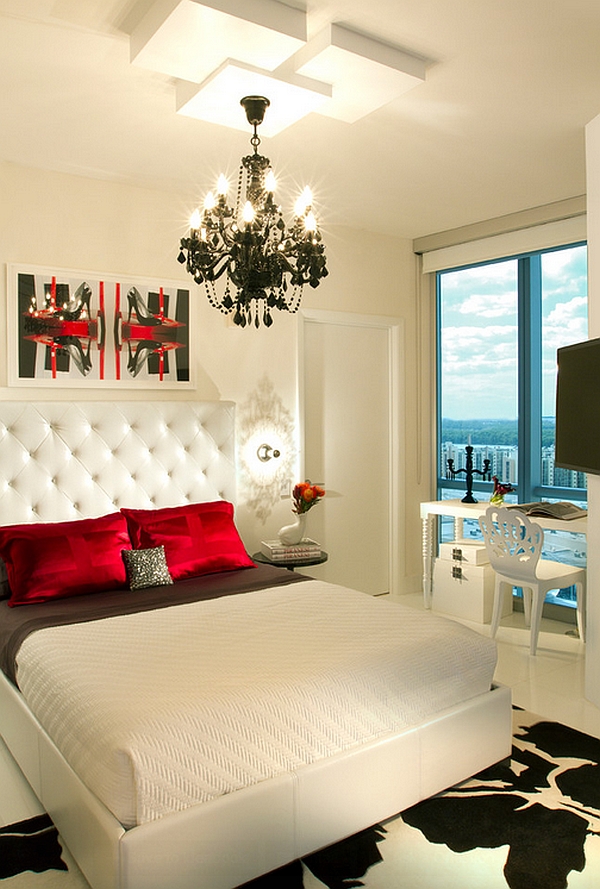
[439,245,588,420]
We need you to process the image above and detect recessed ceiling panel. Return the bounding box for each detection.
[294,24,427,123]
[130,0,307,84]
[176,61,331,136]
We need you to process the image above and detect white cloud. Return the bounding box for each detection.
[543,296,588,353]
[545,295,587,328]
[458,292,517,318]
[439,245,587,419]
[442,262,516,293]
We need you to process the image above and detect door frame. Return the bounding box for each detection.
[299,309,404,598]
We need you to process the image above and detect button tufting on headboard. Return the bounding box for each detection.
[0,402,236,526]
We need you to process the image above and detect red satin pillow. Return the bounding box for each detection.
[121,501,254,581]
[0,513,130,606]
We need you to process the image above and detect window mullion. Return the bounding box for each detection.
[518,255,542,502]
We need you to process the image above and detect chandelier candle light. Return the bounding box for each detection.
[178,96,328,328]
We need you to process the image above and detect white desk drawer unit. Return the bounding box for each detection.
[439,539,490,566]
[432,540,512,624]
[420,500,587,610]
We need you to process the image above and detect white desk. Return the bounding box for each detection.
[420,499,588,608]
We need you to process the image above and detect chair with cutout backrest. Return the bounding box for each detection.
[478,505,586,655]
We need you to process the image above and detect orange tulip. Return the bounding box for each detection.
[292,480,325,514]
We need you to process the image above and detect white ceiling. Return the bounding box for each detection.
[1,0,599,240]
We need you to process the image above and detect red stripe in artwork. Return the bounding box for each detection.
[99,281,105,380]
[115,282,121,381]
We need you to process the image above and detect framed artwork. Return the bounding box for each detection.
[7,265,193,388]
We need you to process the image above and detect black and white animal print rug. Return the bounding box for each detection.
[0,814,82,888]
[3,709,600,888]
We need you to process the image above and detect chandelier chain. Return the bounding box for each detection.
[235,164,244,219]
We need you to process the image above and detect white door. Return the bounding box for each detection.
[301,312,402,596]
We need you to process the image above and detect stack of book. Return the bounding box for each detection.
[260,538,321,561]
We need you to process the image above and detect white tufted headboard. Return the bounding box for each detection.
[0,402,236,525]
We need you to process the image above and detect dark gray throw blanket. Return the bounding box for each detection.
[0,562,305,685]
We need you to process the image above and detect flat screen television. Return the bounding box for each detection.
[555,337,600,475]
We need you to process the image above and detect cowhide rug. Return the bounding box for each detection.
[244,707,600,888]
[0,814,82,887]
[2,709,600,888]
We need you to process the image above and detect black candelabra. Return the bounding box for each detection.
[447,445,491,503]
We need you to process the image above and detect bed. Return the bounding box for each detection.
[0,401,512,889]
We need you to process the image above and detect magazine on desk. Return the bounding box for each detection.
[507,501,587,521]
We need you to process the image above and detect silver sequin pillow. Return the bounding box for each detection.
[122,546,173,590]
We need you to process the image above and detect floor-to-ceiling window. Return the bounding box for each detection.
[437,241,588,610]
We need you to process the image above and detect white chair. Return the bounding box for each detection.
[478,505,586,655]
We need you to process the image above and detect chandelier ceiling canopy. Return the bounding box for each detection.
[131,0,428,327]
[177,95,328,328]
[129,1,427,133]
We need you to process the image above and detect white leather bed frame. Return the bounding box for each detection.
[0,401,512,889]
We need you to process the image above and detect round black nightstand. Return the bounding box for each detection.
[252,551,328,572]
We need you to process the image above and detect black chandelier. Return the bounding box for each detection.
[178,96,328,328]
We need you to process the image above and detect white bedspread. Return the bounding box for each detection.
[15,582,497,828]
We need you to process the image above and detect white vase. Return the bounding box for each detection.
[278,513,307,545]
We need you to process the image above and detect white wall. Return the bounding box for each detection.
[0,161,426,591]
[585,115,600,706]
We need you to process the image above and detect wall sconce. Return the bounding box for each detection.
[257,443,281,462]
[238,376,297,523]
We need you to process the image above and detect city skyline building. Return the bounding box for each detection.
[441,440,586,493]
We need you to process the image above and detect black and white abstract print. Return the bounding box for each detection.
[243,709,600,888]
[4,710,600,888]
[241,823,387,889]
[0,814,67,880]
[403,708,600,888]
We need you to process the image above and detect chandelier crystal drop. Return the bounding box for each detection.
[178,96,328,328]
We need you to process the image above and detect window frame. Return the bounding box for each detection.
[436,241,588,505]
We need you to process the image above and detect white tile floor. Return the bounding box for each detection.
[403,591,600,739]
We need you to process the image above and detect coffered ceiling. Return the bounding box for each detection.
[1,0,599,239]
